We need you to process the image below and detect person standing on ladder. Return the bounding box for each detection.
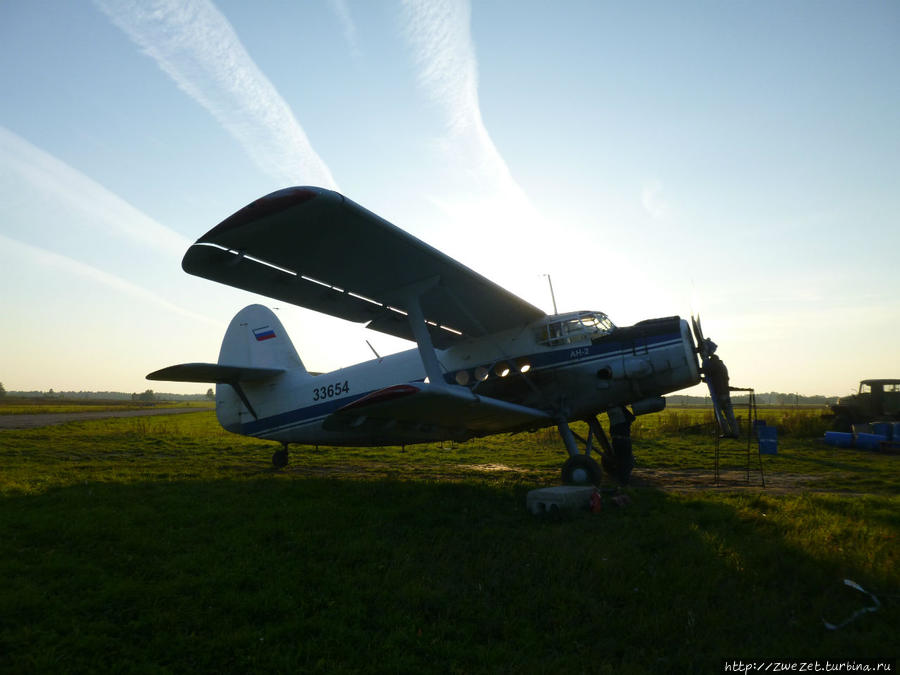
[705,353,739,437]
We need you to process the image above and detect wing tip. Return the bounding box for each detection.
[200,186,340,243]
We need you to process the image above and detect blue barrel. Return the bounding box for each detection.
[824,431,854,448]
[757,425,778,454]
[893,422,900,441]
[872,422,892,439]
[856,432,887,451]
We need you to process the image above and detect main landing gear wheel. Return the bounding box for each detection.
[561,454,602,485]
[272,445,289,469]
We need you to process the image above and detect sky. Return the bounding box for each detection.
[1,0,898,397]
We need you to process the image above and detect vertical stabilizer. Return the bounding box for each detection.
[218,304,306,372]
[216,305,308,431]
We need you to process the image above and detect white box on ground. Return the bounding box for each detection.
[527,486,595,515]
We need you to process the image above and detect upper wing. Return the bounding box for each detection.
[322,382,550,436]
[181,187,546,348]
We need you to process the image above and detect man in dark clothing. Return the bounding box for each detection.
[705,354,739,437]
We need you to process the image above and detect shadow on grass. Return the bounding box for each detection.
[773,449,884,474]
[1,477,896,673]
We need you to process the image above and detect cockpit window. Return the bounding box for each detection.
[535,311,616,347]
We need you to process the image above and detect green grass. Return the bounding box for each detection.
[0,398,214,415]
[1,410,897,673]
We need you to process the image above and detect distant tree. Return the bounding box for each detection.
[135,389,156,402]
[206,388,215,400]
[0,382,5,398]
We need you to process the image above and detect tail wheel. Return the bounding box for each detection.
[561,455,602,485]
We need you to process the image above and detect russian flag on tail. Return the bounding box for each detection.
[253,325,276,341]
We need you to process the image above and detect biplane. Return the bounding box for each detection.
[148,187,736,484]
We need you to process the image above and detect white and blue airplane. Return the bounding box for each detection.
[148,187,736,484]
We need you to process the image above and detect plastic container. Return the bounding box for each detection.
[757,425,778,454]
[855,432,888,451]
[893,422,900,441]
[871,422,893,440]
[824,431,854,448]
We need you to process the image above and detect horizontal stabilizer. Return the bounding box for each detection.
[323,383,550,436]
[146,362,284,383]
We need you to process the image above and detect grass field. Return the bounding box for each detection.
[0,398,214,415]
[1,408,897,673]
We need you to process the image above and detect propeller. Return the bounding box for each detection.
[691,314,717,360]
[691,314,739,438]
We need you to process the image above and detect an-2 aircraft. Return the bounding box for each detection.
[148,186,737,484]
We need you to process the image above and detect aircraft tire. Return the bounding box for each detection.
[561,455,602,485]
[272,448,289,469]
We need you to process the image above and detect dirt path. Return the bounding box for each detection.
[0,408,210,430]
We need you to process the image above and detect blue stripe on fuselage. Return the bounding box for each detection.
[240,391,369,436]
[239,330,684,438]
[515,331,682,372]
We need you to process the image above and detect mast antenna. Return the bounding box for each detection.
[543,274,558,315]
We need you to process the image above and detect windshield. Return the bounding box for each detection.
[535,311,615,346]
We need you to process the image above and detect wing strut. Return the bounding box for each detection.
[404,279,445,386]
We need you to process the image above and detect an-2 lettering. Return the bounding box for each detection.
[313,380,350,401]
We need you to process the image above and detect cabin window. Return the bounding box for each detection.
[535,312,615,347]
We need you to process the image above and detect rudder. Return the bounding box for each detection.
[218,304,306,373]
[215,305,308,432]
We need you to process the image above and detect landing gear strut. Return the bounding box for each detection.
[557,418,599,485]
[272,442,289,469]
[556,408,635,485]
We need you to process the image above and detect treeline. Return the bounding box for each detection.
[6,388,839,406]
[6,389,211,402]
[666,392,838,406]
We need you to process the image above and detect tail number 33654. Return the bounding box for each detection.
[313,381,350,401]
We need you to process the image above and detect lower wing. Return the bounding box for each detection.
[323,383,550,437]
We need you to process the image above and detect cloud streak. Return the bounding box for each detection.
[399,0,558,307]
[0,126,226,329]
[0,232,221,327]
[328,0,360,57]
[0,126,190,260]
[399,0,524,198]
[95,0,337,189]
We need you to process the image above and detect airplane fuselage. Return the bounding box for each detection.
[217,312,701,446]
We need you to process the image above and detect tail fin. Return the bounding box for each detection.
[212,305,308,430]
[146,305,308,431]
[219,304,306,373]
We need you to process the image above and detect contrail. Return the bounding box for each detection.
[0,126,190,260]
[399,0,549,302]
[0,233,221,328]
[94,0,338,190]
[328,0,360,57]
[0,127,222,327]
[400,0,526,198]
